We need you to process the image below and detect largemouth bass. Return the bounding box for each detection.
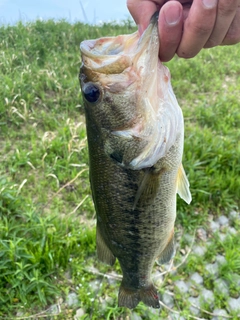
[79,13,191,309]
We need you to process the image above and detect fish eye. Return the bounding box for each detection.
[83,83,101,103]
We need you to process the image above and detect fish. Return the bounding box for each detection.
[79,13,191,309]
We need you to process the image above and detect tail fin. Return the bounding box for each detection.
[118,282,160,309]
[140,284,160,308]
[118,286,140,309]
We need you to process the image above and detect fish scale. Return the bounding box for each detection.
[79,12,191,309]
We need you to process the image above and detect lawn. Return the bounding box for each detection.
[0,19,239,319]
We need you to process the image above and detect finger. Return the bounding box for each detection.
[204,0,239,47]
[127,0,165,34]
[158,1,183,62]
[222,5,240,45]
[177,0,218,58]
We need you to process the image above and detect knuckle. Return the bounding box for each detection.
[185,18,213,37]
[222,9,240,44]
[218,0,238,16]
[204,37,221,48]
[191,23,212,36]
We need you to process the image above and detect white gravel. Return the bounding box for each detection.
[227,297,240,313]
[46,212,240,319]
[205,262,219,277]
[189,272,204,285]
[212,308,229,320]
[214,278,229,296]
[175,280,189,293]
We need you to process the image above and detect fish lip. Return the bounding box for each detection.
[80,36,129,61]
[80,12,159,72]
[80,39,97,58]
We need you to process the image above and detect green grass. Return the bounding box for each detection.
[0,19,239,318]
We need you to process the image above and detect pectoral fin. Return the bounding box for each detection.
[132,170,151,210]
[96,224,116,266]
[177,164,192,204]
[133,167,166,210]
[157,232,175,265]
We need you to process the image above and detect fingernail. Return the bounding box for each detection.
[202,0,217,9]
[164,7,181,26]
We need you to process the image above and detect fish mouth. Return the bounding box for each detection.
[80,12,160,75]
[80,13,183,171]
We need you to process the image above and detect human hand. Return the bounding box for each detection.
[127,0,240,61]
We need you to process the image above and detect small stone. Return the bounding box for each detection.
[169,313,186,320]
[16,311,24,317]
[64,270,71,280]
[130,312,142,320]
[200,288,215,307]
[229,227,237,235]
[193,245,206,257]
[89,280,101,292]
[184,233,194,244]
[180,248,186,255]
[153,271,164,287]
[218,233,227,242]
[162,292,174,308]
[227,297,240,313]
[99,295,114,310]
[175,280,189,294]
[189,272,203,285]
[66,292,79,307]
[47,304,59,315]
[212,308,228,320]
[210,221,220,233]
[215,255,227,266]
[74,308,85,319]
[189,287,199,297]
[218,215,229,226]
[205,262,219,277]
[197,228,208,241]
[168,285,175,292]
[232,273,240,287]
[229,210,239,221]
[214,279,229,296]
[188,296,201,316]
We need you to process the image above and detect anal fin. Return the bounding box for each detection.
[177,164,192,204]
[96,224,116,266]
[157,232,175,265]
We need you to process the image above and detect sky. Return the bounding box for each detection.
[0,0,132,25]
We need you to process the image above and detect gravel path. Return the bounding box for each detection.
[46,210,240,319]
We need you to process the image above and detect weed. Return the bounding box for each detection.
[0,19,239,318]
